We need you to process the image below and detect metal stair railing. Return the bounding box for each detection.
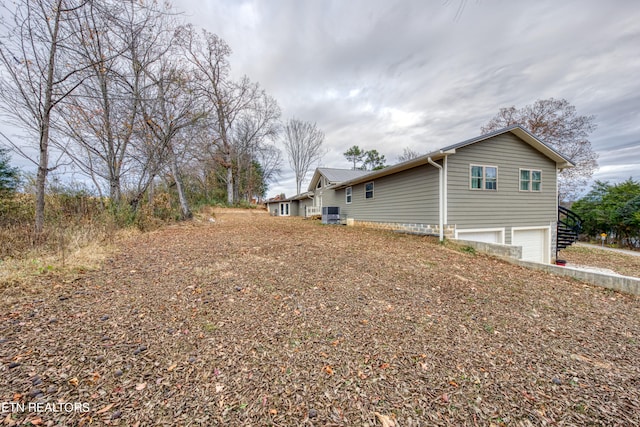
[556,206,583,260]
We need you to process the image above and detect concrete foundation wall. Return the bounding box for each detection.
[351,220,455,238]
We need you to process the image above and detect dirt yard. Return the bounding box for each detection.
[1,209,639,426]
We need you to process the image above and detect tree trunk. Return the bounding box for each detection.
[34,134,48,237]
[225,150,234,205]
[170,152,191,219]
[34,1,63,237]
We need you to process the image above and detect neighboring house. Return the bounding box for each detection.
[267,125,579,264]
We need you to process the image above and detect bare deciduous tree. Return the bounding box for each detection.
[282,118,325,195]
[0,0,87,236]
[397,147,420,163]
[230,92,280,201]
[139,53,205,219]
[179,25,280,205]
[482,98,598,201]
[60,0,173,205]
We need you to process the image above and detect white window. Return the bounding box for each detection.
[346,187,352,204]
[365,182,374,199]
[470,165,497,191]
[520,169,542,192]
[279,202,290,216]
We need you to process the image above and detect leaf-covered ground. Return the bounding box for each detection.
[559,245,640,278]
[1,209,639,426]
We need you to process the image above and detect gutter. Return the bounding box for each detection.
[427,157,444,241]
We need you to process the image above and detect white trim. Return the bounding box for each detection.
[469,164,498,191]
[455,227,505,244]
[279,202,290,216]
[427,157,444,241]
[345,186,352,204]
[518,168,542,192]
[365,181,374,199]
[443,155,448,225]
[511,226,551,264]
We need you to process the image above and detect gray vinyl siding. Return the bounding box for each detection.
[317,185,339,208]
[447,133,557,244]
[298,198,313,216]
[290,201,299,217]
[329,165,440,223]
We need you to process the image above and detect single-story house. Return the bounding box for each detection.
[267,125,580,264]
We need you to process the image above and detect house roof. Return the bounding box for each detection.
[441,124,574,167]
[266,191,313,203]
[333,125,574,189]
[307,167,370,191]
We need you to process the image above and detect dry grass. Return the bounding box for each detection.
[0,225,139,306]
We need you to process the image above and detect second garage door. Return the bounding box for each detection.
[512,228,548,263]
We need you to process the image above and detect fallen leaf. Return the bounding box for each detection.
[374,412,396,427]
[379,363,390,369]
[167,363,177,372]
[135,382,146,391]
[30,418,43,425]
[68,377,79,387]
[269,408,278,415]
[96,403,115,414]
[323,365,334,375]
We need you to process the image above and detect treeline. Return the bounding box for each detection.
[572,179,640,249]
[0,0,283,235]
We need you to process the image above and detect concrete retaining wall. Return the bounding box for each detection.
[453,239,522,260]
[509,259,640,295]
[450,239,640,296]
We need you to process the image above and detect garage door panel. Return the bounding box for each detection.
[513,228,547,263]
[457,230,501,244]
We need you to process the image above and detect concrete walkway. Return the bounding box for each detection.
[575,242,640,257]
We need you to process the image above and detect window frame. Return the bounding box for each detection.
[345,186,352,204]
[469,164,498,191]
[279,202,290,216]
[519,168,542,192]
[364,182,374,199]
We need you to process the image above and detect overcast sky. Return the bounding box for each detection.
[176,0,640,198]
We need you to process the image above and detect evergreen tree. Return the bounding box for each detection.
[0,147,20,198]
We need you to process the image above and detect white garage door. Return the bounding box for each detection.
[513,228,547,263]
[457,230,501,244]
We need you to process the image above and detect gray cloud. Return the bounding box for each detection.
[179,0,640,196]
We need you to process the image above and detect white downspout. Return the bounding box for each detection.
[427,157,444,241]
[443,155,448,225]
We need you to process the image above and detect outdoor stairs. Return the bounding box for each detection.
[557,206,582,255]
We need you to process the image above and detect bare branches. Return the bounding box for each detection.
[397,147,420,163]
[0,0,89,235]
[2,0,281,215]
[282,119,325,194]
[482,98,598,201]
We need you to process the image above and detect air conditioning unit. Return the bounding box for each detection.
[321,206,340,224]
